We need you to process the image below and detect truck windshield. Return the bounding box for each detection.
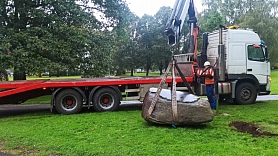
[247,45,265,62]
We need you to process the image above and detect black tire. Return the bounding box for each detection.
[92,88,120,112]
[235,82,257,104]
[55,89,83,114]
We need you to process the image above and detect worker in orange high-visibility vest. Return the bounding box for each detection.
[196,61,216,109]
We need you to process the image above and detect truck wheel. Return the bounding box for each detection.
[235,82,257,104]
[55,89,83,114]
[92,88,120,112]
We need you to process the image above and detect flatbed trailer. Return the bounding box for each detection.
[0,76,194,114]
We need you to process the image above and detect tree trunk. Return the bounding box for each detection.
[164,59,169,72]
[146,59,151,76]
[130,69,134,76]
[116,69,121,76]
[159,62,163,75]
[39,71,42,77]
[13,67,26,80]
[56,69,60,77]
[116,68,125,76]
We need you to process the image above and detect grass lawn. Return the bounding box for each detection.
[0,102,278,156]
[270,70,278,94]
[9,75,82,81]
[123,72,163,77]
[0,71,278,155]
[23,95,52,104]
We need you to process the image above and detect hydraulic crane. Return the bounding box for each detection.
[146,0,200,123]
[164,0,199,61]
[164,0,220,113]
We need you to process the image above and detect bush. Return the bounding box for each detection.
[271,66,278,70]
[0,69,8,81]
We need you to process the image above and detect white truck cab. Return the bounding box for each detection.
[164,0,270,105]
[204,28,271,104]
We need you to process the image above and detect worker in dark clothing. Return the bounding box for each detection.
[196,61,216,109]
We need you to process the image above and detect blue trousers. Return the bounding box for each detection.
[206,84,216,110]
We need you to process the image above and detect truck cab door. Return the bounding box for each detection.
[246,44,269,84]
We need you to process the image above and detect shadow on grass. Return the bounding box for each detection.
[0,105,50,118]
[144,121,210,129]
[118,105,142,111]
[79,105,142,114]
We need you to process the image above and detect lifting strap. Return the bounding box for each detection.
[147,59,194,124]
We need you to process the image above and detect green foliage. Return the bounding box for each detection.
[0,0,133,79]
[116,0,278,73]
[135,15,155,76]
[198,11,225,32]
[151,7,173,74]
[114,7,173,76]
[201,0,278,65]
[239,13,278,66]
[1,0,278,78]
[107,10,139,76]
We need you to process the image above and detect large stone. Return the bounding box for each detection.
[142,88,214,125]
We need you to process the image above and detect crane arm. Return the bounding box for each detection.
[165,0,198,59]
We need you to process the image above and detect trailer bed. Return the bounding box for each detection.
[0,76,194,98]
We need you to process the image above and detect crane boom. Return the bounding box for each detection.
[165,0,198,59]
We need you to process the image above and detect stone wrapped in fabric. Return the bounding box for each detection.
[142,88,214,125]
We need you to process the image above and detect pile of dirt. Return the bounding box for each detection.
[229,121,278,137]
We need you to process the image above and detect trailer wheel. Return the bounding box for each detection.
[235,82,257,104]
[92,88,120,112]
[55,89,83,114]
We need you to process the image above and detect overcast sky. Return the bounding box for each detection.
[125,0,203,17]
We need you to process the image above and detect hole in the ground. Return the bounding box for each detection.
[229,121,278,137]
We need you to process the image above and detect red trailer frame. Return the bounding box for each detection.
[0,76,194,114]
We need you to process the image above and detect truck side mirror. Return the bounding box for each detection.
[265,46,268,59]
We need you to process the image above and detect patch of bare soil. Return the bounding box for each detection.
[0,140,61,156]
[229,121,278,137]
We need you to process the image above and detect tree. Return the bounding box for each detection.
[112,13,140,76]
[238,1,278,65]
[198,10,225,33]
[0,0,132,80]
[136,14,155,76]
[151,6,173,75]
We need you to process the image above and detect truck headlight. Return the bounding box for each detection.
[268,77,272,82]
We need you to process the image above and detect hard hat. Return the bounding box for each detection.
[204,61,210,66]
